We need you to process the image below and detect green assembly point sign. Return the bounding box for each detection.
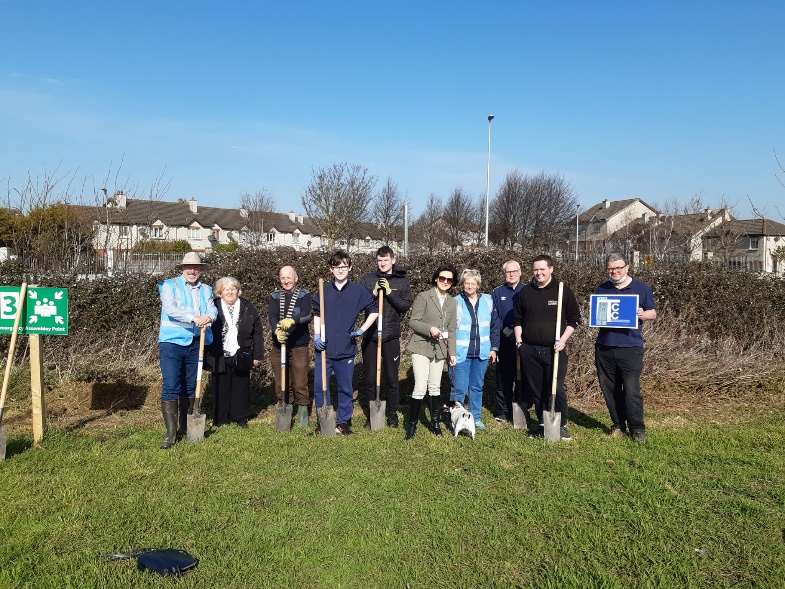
[0,286,69,335]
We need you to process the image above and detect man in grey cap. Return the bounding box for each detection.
[157,252,217,448]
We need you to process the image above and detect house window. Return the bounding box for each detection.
[293,232,300,244]
[118,225,129,237]
[749,237,759,250]
[212,228,220,241]
[267,232,275,243]
[365,237,371,247]
[188,227,200,239]
[151,226,163,239]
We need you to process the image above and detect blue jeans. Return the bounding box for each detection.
[313,354,355,425]
[450,357,488,424]
[159,341,200,401]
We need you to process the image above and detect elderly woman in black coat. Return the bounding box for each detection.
[209,276,263,427]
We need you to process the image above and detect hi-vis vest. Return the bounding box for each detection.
[158,276,214,346]
[454,293,494,362]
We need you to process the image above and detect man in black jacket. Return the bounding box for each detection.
[360,245,412,427]
[513,255,581,440]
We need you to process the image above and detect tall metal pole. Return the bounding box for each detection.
[575,204,579,262]
[485,114,494,247]
[403,201,409,257]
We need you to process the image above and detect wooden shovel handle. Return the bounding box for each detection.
[550,282,564,403]
[318,278,328,404]
[376,291,383,389]
[280,343,287,393]
[0,282,27,412]
[194,326,206,401]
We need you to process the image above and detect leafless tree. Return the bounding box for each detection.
[240,189,275,248]
[489,170,527,248]
[411,194,445,254]
[302,162,375,249]
[373,177,403,244]
[442,188,475,251]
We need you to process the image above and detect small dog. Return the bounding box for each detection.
[449,402,476,439]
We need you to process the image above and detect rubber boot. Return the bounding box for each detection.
[296,404,309,427]
[160,400,178,449]
[177,397,194,439]
[428,396,443,437]
[405,397,422,441]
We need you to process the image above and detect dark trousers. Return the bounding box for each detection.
[494,339,527,418]
[595,345,645,433]
[520,343,568,426]
[360,337,401,418]
[313,354,355,425]
[270,345,310,406]
[159,340,199,401]
[211,356,250,426]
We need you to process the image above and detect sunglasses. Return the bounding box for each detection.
[437,275,454,283]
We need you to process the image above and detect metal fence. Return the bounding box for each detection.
[11,251,183,278]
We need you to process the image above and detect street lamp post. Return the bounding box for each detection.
[484,114,494,248]
[575,204,580,262]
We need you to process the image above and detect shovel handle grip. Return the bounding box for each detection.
[0,282,27,412]
[550,282,564,412]
[376,291,383,389]
[194,326,206,401]
[280,343,286,393]
[318,278,329,407]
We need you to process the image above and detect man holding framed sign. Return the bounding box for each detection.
[593,253,656,443]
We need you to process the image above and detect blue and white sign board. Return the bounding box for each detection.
[589,294,639,329]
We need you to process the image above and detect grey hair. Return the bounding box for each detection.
[605,253,627,266]
[459,268,482,288]
[214,276,242,296]
[502,259,521,272]
[279,265,299,281]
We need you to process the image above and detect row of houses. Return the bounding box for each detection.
[572,197,785,274]
[79,192,401,255]
[62,192,785,275]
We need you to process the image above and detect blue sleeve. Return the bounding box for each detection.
[160,280,195,324]
[641,283,656,310]
[489,295,501,350]
[361,287,377,315]
[204,287,218,320]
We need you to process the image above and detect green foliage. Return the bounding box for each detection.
[131,239,191,253]
[1,416,784,587]
[211,241,239,253]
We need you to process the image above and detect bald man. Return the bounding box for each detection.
[267,265,313,426]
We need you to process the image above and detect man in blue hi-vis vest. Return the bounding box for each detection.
[158,252,217,449]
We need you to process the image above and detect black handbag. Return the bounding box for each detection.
[136,549,198,576]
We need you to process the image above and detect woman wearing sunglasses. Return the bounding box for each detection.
[404,264,458,439]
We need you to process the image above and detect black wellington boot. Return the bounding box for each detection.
[405,397,422,441]
[177,397,194,439]
[160,400,178,449]
[428,396,443,437]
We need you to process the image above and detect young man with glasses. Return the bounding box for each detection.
[491,260,527,423]
[312,250,378,435]
[594,253,656,443]
[359,246,412,428]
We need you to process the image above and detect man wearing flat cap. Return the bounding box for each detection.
[157,252,217,448]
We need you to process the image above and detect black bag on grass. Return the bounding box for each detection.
[136,549,198,576]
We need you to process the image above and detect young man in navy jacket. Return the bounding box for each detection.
[313,250,378,435]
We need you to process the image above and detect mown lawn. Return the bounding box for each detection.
[1,411,784,588]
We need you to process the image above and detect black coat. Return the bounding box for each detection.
[208,297,264,374]
[360,265,412,342]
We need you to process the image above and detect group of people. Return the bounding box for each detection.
[156,246,656,448]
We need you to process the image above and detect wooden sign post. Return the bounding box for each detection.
[29,334,45,445]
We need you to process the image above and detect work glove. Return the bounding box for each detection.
[372,278,392,296]
[314,335,327,351]
[275,328,288,344]
[350,329,364,338]
[279,318,295,331]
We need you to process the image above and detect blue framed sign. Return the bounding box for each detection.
[589,294,639,329]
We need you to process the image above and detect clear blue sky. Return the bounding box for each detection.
[2,1,784,218]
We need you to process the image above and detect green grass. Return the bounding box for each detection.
[1,412,784,588]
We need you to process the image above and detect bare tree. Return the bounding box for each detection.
[442,188,475,251]
[490,170,527,248]
[372,177,403,244]
[240,189,275,248]
[411,193,445,254]
[302,162,375,249]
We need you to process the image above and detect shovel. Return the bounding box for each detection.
[275,342,293,432]
[317,278,336,437]
[186,327,207,443]
[543,282,564,443]
[369,291,386,432]
[0,282,27,460]
[511,351,525,430]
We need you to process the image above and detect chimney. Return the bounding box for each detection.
[188,198,198,214]
[114,191,127,209]
[297,215,304,224]
[603,198,610,209]
[704,207,712,221]
[287,211,296,222]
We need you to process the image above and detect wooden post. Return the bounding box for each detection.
[29,334,46,446]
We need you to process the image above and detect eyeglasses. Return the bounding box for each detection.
[437,276,454,283]
[331,265,350,270]
[504,269,521,274]
[607,265,627,273]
